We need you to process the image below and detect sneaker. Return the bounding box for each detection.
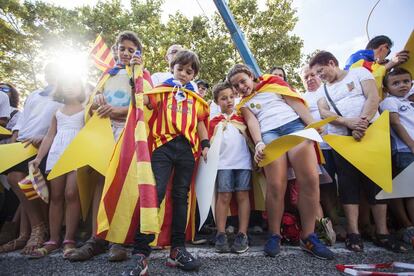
[264,234,281,257]
[316,218,336,246]
[167,247,201,271]
[402,226,414,245]
[231,232,249,254]
[215,232,230,253]
[226,225,235,235]
[122,254,148,276]
[300,233,334,260]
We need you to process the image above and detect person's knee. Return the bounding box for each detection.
[65,188,79,203]
[218,192,232,204]
[236,191,249,202]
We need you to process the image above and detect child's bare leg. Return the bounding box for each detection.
[49,175,66,243]
[236,191,250,234]
[215,192,232,233]
[91,175,104,235]
[20,207,30,239]
[388,198,412,228]
[64,171,80,241]
[288,141,320,238]
[264,155,288,236]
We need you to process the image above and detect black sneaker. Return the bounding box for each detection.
[215,232,230,253]
[122,254,148,276]
[167,247,201,271]
[231,232,249,254]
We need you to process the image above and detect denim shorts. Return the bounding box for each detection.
[216,169,251,193]
[394,152,414,174]
[261,118,305,145]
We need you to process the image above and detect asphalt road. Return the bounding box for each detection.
[1,243,413,275]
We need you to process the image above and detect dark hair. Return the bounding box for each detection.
[0,82,19,108]
[53,76,86,104]
[226,64,255,82]
[196,79,209,89]
[212,81,232,102]
[116,31,143,52]
[268,66,287,81]
[309,51,339,68]
[383,67,412,89]
[170,50,201,76]
[366,35,393,50]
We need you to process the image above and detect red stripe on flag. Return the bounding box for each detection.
[91,38,105,54]
[124,199,141,244]
[135,140,151,163]
[99,47,111,62]
[102,107,137,222]
[139,184,158,208]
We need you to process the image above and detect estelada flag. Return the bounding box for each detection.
[96,64,159,243]
[90,34,116,72]
[344,49,386,98]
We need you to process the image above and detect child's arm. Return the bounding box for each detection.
[284,96,315,125]
[28,114,58,172]
[390,112,414,153]
[197,120,209,161]
[241,107,264,163]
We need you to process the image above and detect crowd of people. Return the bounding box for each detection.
[0,31,413,275]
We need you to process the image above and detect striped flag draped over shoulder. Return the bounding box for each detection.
[344,49,386,98]
[90,34,116,72]
[96,65,159,244]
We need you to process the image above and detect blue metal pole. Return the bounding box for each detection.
[213,0,262,77]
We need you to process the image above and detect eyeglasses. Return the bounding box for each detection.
[0,86,10,93]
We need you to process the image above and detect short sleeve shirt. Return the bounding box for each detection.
[0,92,10,119]
[380,96,414,152]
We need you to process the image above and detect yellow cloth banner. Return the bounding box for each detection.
[324,111,392,192]
[0,126,12,135]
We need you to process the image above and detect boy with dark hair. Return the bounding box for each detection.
[125,50,209,275]
[380,67,414,247]
[196,79,209,98]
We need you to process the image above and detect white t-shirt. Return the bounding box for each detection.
[319,67,379,135]
[13,87,62,141]
[216,113,252,170]
[0,92,10,119]
[303,90,330,150]
[102,69,131,107]
[151,71,198,92]
[380,96,414,153]
[243,92,299,133]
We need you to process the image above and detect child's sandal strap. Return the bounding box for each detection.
[44,240,59,246]
[63,239,76,245]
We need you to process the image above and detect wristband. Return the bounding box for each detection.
[201,139,210,149]
[255,141,265,151]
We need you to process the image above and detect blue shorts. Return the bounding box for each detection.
[216,169,251,193]
[394,152,414,174]
[261,118,305,145]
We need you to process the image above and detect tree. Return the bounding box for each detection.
[0,0,304,102]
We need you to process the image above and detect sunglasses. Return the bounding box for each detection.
[0,86,10,93]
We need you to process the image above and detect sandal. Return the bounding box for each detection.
[373,234,408,253]
[28,240,60,259]
[62,239,77,259]
[345,233,364,252]
[67,237,107,262]
[21,222,48,255]
[0,236,29,253]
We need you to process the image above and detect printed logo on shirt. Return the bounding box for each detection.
[346,81,355,92]
[167,103,192,114]
[399,105,409,112]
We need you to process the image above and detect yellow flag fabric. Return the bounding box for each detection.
[0,143,37,173]
[324,111,392,192]
[401,30,414,77]
[0,126,12,135]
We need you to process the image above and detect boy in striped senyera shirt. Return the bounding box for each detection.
[124,50,209,275]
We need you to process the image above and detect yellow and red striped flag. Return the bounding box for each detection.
[90,34,116,72]
[96,65,159,244]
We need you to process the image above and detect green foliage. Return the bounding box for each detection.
[0,0,303,103]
